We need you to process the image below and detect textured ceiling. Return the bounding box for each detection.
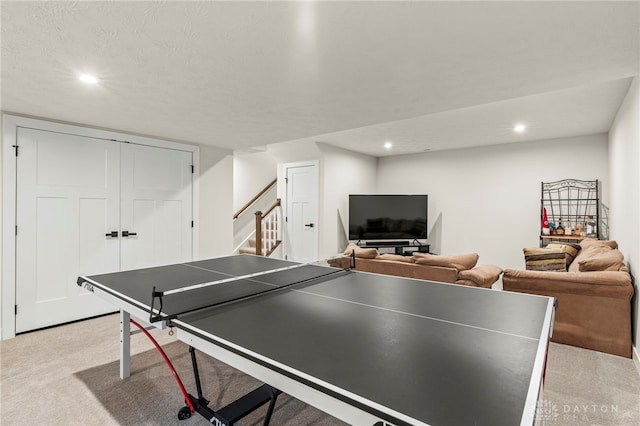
[1,1,639,157]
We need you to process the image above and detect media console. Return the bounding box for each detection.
[357,240,430,256]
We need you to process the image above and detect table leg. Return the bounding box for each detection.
[120,310,131,379]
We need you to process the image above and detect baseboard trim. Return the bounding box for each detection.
[632,345,640,376]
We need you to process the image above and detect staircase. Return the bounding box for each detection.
[238,199,282,256]
[234,179,282,257]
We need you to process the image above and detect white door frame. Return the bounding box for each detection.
[1,114,200,340]
[279,160,320,262]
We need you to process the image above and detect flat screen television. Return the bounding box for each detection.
[349,194,428,241]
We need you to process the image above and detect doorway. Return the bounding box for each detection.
[284,161,319,263]
[2,115,198,337]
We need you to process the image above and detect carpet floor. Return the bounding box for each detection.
[0,313,638,425]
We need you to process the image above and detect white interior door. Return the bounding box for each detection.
[120,144,193,271]
[285,162,319,262]
[15,131,194,333]
[15,128,119,332]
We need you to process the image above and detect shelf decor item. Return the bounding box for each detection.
[541,208,550,235]
[539,179,604,247]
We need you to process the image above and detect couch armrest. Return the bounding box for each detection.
[503,269,633,298]
[456,265,502,288]
[327,256,351,269]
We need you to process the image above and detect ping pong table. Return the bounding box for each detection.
[78,254,555,426]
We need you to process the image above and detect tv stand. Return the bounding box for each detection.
[364,240,409,247]
[357,241,429,256]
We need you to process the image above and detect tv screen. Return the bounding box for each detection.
[349,194,428,241]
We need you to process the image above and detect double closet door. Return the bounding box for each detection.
[15,128,193,333]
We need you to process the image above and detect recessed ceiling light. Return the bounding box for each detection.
[78,74,99,84]
[514,124,526,133]
[384,141,393,149]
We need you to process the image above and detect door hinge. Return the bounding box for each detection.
[12,145,19,156]
[285,216,288,222]
[191,165,194,173]
[191,220,194,228]
[15,225,18,236]
[285,177,288,184]
[15,305,18,315]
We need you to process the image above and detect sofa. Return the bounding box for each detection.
[503,238,634,358]
[327,243,503,288]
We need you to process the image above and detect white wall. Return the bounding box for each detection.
[268,139,323,164]
[608,76,639,355]
[377,134,609,269]
[317,143,378,257]
[199,146,234,258]
[233,150,278,212]
[237,140,378,260]
[271,141,378,259]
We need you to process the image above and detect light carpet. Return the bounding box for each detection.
[1,313,638,425]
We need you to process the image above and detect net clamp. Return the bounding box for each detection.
[149,286,165,324]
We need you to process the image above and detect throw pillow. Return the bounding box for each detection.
[523,247,566,272]
[547,242,581,266]
[343,243,378,259]
[376,253,416,263]
[412,252,479,271]
[578,250,625,272]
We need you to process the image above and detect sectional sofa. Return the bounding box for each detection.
[503,239,634,358]
[327,243,502,288]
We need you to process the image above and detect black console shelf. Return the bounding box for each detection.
[357,241,430,256]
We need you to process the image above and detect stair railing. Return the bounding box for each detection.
[255,198,282,256]
[234,178,277,220]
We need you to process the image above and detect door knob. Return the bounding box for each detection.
[105,231,118,238]
[122,231,137,237]
[304,223,314,228]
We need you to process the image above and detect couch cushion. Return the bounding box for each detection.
[376,253,416,263]
[547,242,581,266]
[568,243,612,272]
[578,249,625,272]
[343,243,378,259]
[569,243,607,272]
[580,238,618,249]
[523,247,566,272]
[412,252,479,271]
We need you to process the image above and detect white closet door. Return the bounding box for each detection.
[120,144,193,271]
[15,128,120,332]
[285,163,319,263]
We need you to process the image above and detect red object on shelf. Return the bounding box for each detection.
[542,208,550,230]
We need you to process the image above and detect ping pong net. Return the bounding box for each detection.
[149,263,352,323]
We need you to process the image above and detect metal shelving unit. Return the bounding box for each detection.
[540,179,604,247]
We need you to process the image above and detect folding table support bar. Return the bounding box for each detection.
[179,346,281,426]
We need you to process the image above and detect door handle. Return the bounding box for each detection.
[304,223,314,228]
[105,231,118,238]
[122,231,137,237]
